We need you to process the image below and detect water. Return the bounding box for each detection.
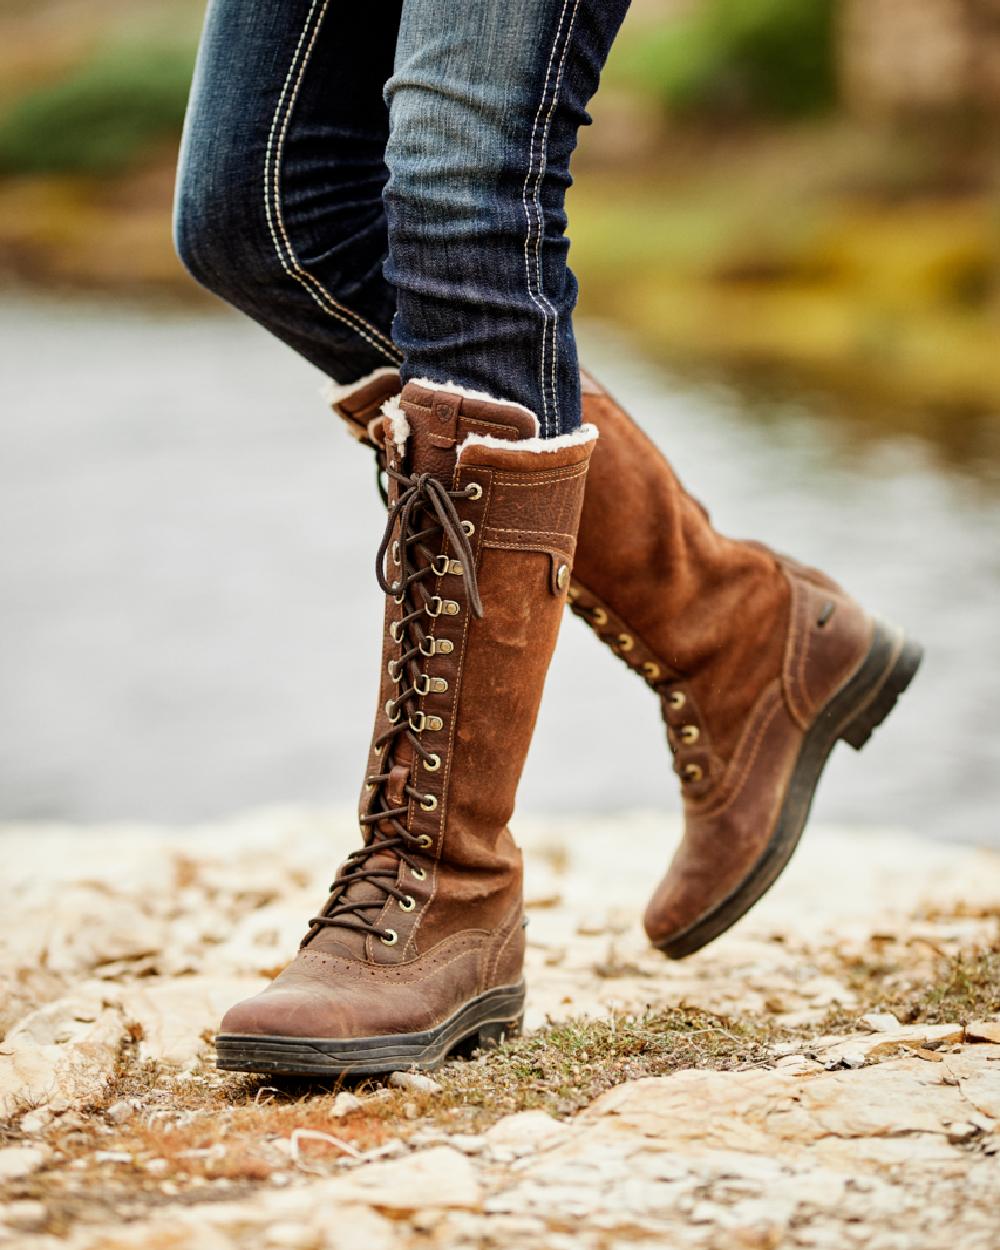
[1,297,998,844]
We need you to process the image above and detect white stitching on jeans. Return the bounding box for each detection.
[264,0,401,362]
[538,0,581,434]
[520,0,580,436]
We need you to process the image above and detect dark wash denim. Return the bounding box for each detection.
[174,0,631,436]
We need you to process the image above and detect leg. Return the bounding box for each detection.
[173,0,402,382]
[383,0,632,434]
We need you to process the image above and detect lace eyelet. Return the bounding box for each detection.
[682,763,704,783]
[417,834,433,848]
[422,753,441,772]
[385,699,400,724]
[466,482,483,501]
[420,793,438,812]
[643,662,661,680]
[591,607,608,626]
[411,864,427,880]
[391,540,401,566]
[380,929,398,946]
[668,690,686,710]
[390,621,403,643]
[618,634,634,652]
[680,724,700,745]
[399,895,416,912]
[461,520,475,536]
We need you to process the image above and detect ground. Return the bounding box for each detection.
[2,809,999,1249]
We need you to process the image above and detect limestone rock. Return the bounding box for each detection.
[965,1021,1000,1044]
[388,1071,443,1095]
[327,1147,481,1211]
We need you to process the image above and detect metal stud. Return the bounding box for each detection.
[556,564,570,591]
[437,639,454,654]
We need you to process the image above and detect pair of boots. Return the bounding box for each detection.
[216,373,921,1076]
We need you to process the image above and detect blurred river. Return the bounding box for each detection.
[2,296,998,845]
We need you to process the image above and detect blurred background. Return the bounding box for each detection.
[1,0,998,845]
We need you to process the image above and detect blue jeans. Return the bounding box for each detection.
[174,0,631,436]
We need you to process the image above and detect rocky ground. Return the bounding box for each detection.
[2,809,999,1249]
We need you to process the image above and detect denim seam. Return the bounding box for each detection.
[264,0,402,364]
[521,0,581,436]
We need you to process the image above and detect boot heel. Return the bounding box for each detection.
[840,633,923,752]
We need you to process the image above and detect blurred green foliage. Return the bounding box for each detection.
[608,0,837,120]
[0,39,196,175]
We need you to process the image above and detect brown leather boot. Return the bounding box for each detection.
[330,369,921,961]
[216,381,596,1074]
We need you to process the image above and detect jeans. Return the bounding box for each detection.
[174,0,631,436]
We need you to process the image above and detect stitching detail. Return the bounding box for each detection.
[487,526,576,540]
[520,0,582,435]
[493,470,588,488]
[264,0,401,363]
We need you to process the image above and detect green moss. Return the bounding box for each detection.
[0,38,196,175]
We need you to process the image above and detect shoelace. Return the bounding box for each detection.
[303,466,483,946]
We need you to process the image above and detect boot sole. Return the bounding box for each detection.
[214,982,525,1077]
[657,619,923,960]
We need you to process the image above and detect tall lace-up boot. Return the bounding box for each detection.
[216,381,596,1074]
[330,369,921,961]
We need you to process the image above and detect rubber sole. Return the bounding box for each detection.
[657,619,923,960]
[215,981,525,1077]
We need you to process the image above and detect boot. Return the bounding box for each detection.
[331,369,921,960]
[217,380,596,1074]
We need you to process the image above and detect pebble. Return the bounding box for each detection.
[0,1200,46,1231]
[859,1013,901,1033]
[329,1091,364,1117]
[388,1071,443,1094]
[106,1099,136,1125]
[18,1109,52,1135]
[0,1148,44,1180]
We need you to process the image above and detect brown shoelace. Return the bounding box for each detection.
[303,466,482,945]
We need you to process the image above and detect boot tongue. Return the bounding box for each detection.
[391,382,538,480]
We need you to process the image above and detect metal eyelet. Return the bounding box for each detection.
[425,596,443,617]
[668,690,686,710]
[417,834,433,848]
[461,520,475,536]
[591,607,608,626]
[380,929,398,946]
[390,621,404,643]
[423,753,441,772]
[432,555,463,577]
[466,482,483,501]
[385,699,400,724]
[680,725,700,745]
[618,634,634,652]
[683,763,704,783]
[399,895,416,912]
[411,864,427,881]
[643,662,661,680]
[391,540,401,566]
[420,793,438,812]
